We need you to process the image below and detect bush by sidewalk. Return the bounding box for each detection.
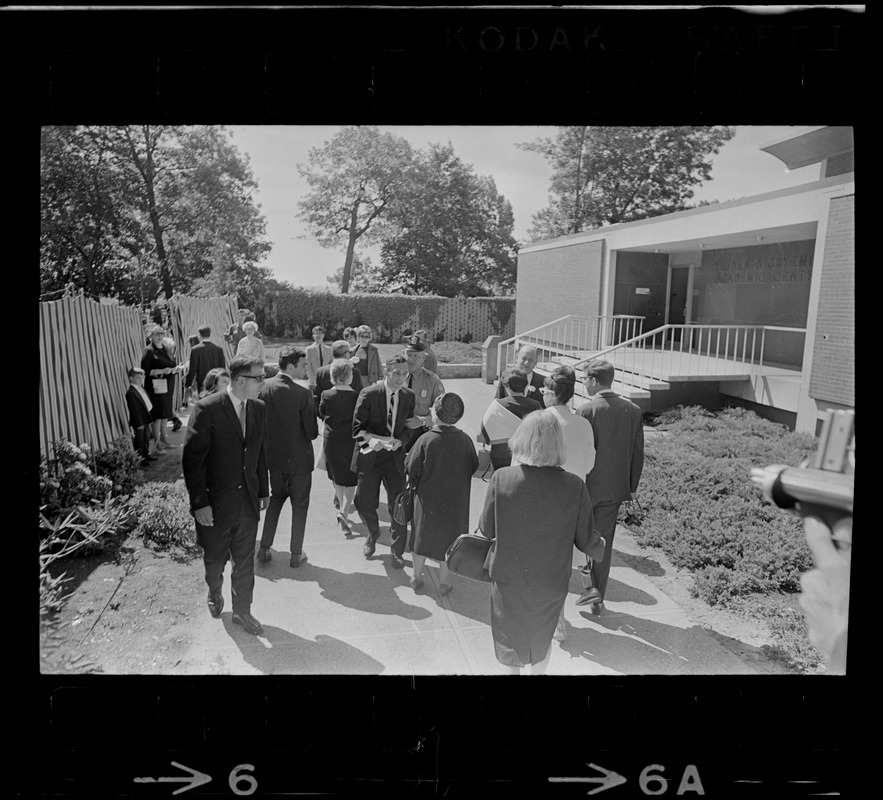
[627,405,825,672]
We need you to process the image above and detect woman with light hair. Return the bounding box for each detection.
[478,409,605,675]
[318,358,360,532]
[540,364,597,642]
[236,320,265,360]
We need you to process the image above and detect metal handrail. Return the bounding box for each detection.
[569,324,806,391]
[495,314,645,380]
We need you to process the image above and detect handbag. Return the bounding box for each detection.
[475,445,494,481]
[392,475,416,525]
[151,377,168,394]
[445,531,492,583]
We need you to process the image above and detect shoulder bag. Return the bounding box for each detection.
[445,530,492,583]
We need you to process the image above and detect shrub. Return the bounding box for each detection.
[631,405,816,605]
[128,480,199,553]
[40,439,113,518]
[92,436,144,497]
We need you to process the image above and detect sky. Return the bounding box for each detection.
[226,125,823,291]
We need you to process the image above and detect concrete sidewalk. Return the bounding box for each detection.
[178,378,765,675]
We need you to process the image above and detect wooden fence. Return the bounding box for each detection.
[39,293,239,458]
[39,294,145,457]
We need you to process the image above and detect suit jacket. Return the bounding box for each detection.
[479,464,603,589]
[351,342,383,384]
[258,373,319,473]
[494,370,546,400]
[126,385,153,429]
[305,342,334,385]
[577,391,645,504]
[182,392,270,524]
[313,364,362,408]
[185,340,226,391]
[351,381,416,473]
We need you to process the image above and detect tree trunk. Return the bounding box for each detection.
[340,204,360,294]
[126,126,174,298]
[80,243,100,297]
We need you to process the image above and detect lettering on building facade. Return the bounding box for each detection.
[709,250,812,285]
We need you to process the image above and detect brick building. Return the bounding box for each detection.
[514,126,854,434]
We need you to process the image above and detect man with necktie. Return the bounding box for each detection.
[305,325,333,390]
[182,355,270,635]
[352,354,416,568]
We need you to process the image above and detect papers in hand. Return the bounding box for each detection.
[359,436,399,454]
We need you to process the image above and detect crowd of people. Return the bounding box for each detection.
[124,318,851,676]
[136,316,644,674]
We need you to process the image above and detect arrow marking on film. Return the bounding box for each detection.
[134,762,212,795]
[549,762,628,794]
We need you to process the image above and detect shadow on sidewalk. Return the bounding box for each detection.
[265,561,433,621]
[554,609,775,674]
[222,619,386,674]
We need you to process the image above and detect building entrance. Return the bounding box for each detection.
[667,267,690,343]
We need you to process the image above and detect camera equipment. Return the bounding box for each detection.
[753,410,854,551]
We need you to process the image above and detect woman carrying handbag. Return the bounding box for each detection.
[403,393,479,594]
[478,409,605,675]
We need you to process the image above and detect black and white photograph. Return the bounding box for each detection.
[38,122,854,677]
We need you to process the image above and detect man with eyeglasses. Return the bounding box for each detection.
[182,355,270,636]
[352,354,416,568]
[256,346,318,568]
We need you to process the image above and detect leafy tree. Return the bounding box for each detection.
[377,144,518,296]
[519,126,735,240]
[41,125,272,305]
[296,126,416,294]
[40,126,143,300]
[117,125,272,301]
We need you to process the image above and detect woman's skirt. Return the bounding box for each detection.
[324,437,358,487]
[490,580,566,667]
[148,375,175,420]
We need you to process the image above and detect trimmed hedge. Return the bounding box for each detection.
[252,289,516,343]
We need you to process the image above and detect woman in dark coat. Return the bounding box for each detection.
[479,409,605,675]
[141,325,178,452]
[404,393,479,594]
[318,358,360,533]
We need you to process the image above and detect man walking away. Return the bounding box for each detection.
[576,359,644,615]
[256,346,319,568]
[186,325,226,397]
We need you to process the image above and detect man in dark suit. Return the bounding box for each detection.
[353,354,416,568]
[494,344,545,400]
[313,339,363,411]
[256,345,319,567]
[182,355,270,635]
[185,325,226,395]
[125,367,155,464]
[576,359,645,615]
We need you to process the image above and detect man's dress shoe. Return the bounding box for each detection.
[231,612,264,635]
